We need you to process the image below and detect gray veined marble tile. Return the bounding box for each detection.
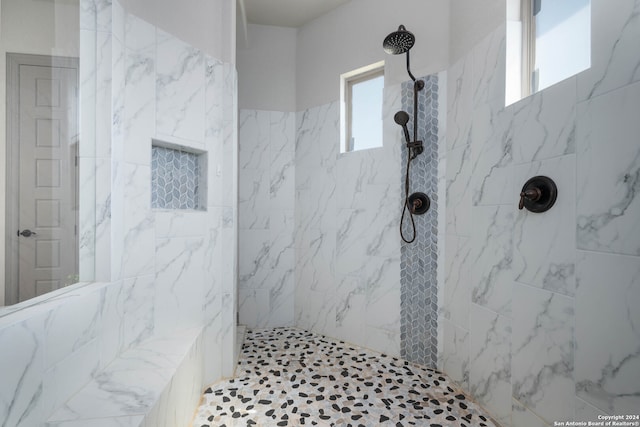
[470,104,514,206]
[447,54,473,151]
[513,155,577,297]
[470,205,513,318]
[156,29,205,142]
[577,0,640,101]
[469,304,512,427]
[575,250,640,415]
[512,283,575,424]
[576,81,640,256]
[511,77,577,163]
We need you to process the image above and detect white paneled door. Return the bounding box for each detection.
[7,54,78,304]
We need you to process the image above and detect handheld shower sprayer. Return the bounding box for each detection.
[394,111,411,144]
[394,111,423,159]
[384,24,430,244]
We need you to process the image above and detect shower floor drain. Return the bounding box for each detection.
[193,327,498,427]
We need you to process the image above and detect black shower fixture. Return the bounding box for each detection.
[383,25,424,89]
[384,25,428,244]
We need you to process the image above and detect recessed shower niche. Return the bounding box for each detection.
[151,140,207,210]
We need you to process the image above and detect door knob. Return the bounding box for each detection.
[17,229,37,237]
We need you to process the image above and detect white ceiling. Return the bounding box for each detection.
[242,0,352,28]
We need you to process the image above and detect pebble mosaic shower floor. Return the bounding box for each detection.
[192,328,499,427]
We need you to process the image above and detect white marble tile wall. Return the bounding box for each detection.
[238,110,296,329]
[294,84,404,356]
[442,0,640,425]
[0,0,238,425]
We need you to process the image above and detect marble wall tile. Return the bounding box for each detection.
[513,155,576,296]
[98,281,124,367]
[265,270,295,328]
[122,275,155,350]
[202,292,222,384]
[238,108,295,328]
[577,0,640,101]
[268,210,295,270]
[238,229,271,290]
[364,327,401,358]
[472,24,506,111]
[576,81,640,256]
[156,29,205,143]
[270,111,296,153]
[43,339,100,418]
[575,250,640,415]
[470,104,513,206]
[333,275,366,345]
[512,283,575,423]
[0,315,45,426]
[575,397,609,420]
[94,125,113,283]
[365,258,401,334]
[154,237,205,333]
[220,292,237,377]
[239,110,270,170]
[295,175,337,233]
[122,164,155,278]
[44,292,101,368]
[470,205,513,317]
[270,149,295,210]
[512,399,549,427]
[295,228,336,293]
[238,168,270,229]
[469,304,512,427]
[123,14,155,166]
[154,211,207,239]
[447,55,473,151]
[205,57,225,208]
[95,31,114,160]
[443,235,471,328]
[295,102,339,173]
[446,143,473,237]
[511,77,577,163]
[441,319,469,389]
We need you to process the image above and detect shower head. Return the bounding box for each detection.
[394,111,411,144]
[383,25,415,55]
[394,111,409,126]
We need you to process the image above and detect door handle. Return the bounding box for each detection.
[17,229,37,237]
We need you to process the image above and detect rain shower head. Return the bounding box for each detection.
[383,25,415,55]
[383,24,422,86]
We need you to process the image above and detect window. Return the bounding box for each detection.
[506,0,590,105]
[340,62,385,153]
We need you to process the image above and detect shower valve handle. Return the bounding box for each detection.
[518,188,542,210]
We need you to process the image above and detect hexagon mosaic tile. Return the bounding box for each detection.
[399,75,439,368]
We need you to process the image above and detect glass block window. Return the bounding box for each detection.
[151,145,203,210]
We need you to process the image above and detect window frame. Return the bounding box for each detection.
[340,61,385,153]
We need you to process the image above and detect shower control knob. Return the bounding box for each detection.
[518,176,558,213]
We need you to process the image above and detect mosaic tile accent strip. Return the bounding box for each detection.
[193,328,500,427]
[151,145,201,209]
[399,75,439,368]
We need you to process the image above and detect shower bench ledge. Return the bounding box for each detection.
[45,326,204,427]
